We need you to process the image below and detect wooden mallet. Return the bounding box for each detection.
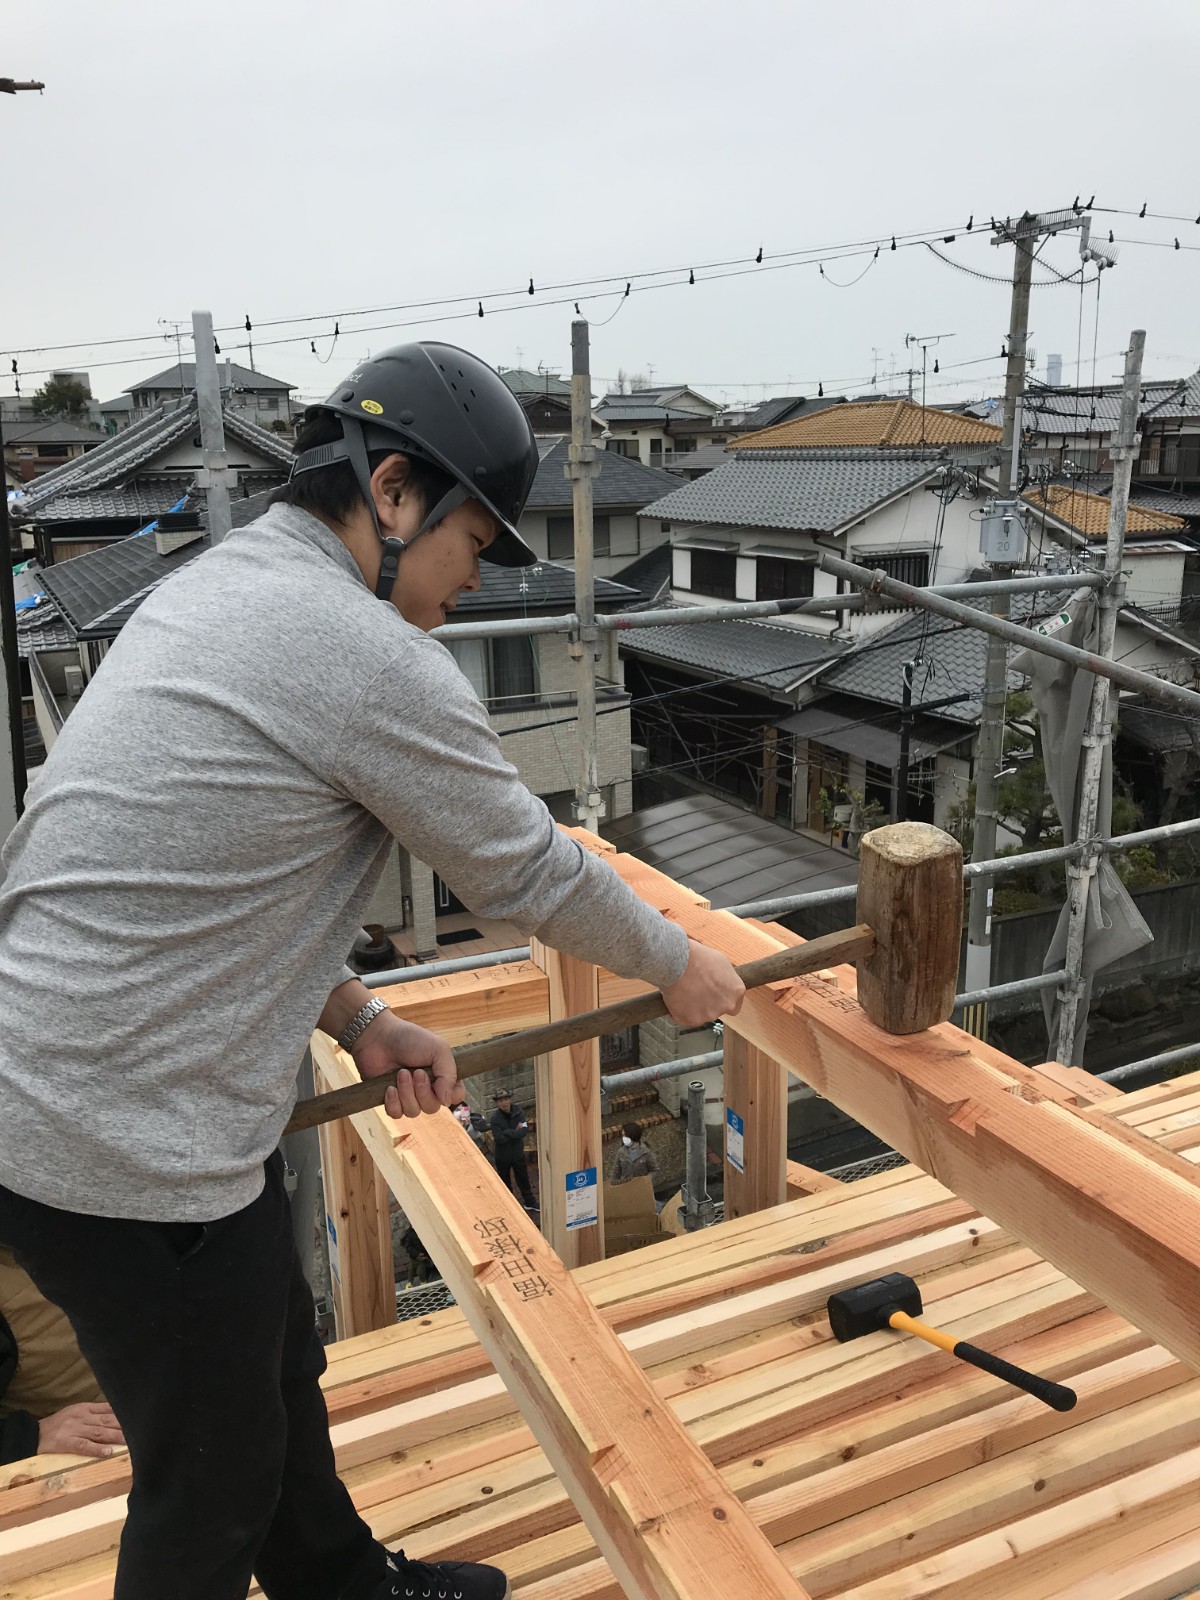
[285,821,963,1136]
[827,1272,1078,1412]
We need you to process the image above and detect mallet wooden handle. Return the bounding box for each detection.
[887,1311,1077,1412]
[283,923,875,1135]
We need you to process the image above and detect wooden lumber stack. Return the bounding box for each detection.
[6,1072,1200,1597]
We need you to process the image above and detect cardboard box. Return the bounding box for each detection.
[603,1175,658,1256]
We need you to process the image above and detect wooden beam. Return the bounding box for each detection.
[785,1162,842,1202]
[723,1029,787,1219]
[530,938,605,1268]
[638,886,1200,1376]
[315,1061,395,1340]
[310,1032,808,1600]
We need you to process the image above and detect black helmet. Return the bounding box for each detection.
[292,341,539,600]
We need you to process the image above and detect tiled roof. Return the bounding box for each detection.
[619,615,848,693]
[37,526,213,639]
[610,544,672,606]
[126,361,292,393]
[5,420,106,445]
[594,402,696,425]
[816,590,1070,723]
[735,399,1002,450]
[29,477,197,524]
[1022,483,1185,537]
[451,559,638,614]
[15,596,76,657]
[1141,371,1200,421]
[637,449,945,532]
[601,793,858,910]
[526,439,680,510]
[12,397,292,522]
[1023,381,1180,437]
[1129,487,1200,519]
[499,368,571,398]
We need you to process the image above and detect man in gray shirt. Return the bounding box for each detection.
[0,344,743,1600]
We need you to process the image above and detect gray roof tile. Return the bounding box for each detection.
[13,397,292,523]
[637,449,944,532]
[816,590,1072,722]
[526,440,680,510]
[126,361,292,393]
[5,420,107,445]
[619,615,848,693]
[499,368,571,398]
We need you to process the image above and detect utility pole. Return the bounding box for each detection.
[191,311,233,544]
[963,210,1090,1035]
[1055,330,1144,1065]
[0,73,43,855]
[567,320,604,833]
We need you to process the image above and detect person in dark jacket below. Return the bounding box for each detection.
[489,1090,536,1209]
[609,1122,659,1185]
[0,1246,124,1465]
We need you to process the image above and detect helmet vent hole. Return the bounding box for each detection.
[463,404,469,413]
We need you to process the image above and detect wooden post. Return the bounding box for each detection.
[530,937,605,1267]
[722,1028,787,1218]
[316,1062,396,1340]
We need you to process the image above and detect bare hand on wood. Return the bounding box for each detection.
[350,1012,461,1118]
[661,938,746,1029]
[37,1402,125,1459]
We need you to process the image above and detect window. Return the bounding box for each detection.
[756,556,814,602]
[444,635,538,705]
[871,551,930,587]
[688,548,737,599]
[607,439,640,459]
[262,396,279,413]
[547,514,610,560]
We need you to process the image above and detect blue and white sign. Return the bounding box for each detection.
[564,1166,598,1229]
[326,1214,341,1284]
[726,1108,745,1174]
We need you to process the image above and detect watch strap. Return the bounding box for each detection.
[337,997,390,1052]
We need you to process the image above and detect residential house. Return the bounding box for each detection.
[594,384,722,467]
[1,371,105,431]
[115,360,296,431]
[518,439,680,580]
[497,367,602,438]
[4,419,106,485]
[10,394,292,563]
[1020,483,1200,665]
[646,449,972,637]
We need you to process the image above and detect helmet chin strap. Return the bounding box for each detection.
[296,420,471,605]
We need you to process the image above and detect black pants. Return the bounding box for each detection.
[494,1150,534,1205]
[0,1154,385,1600]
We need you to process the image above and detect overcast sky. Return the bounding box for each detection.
[7,0,1200,410]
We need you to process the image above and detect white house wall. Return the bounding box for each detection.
[151,437,287,474]
[517,511,658,581]
[665,484,987,636]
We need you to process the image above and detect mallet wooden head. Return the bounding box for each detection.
[827,1273,923,1342]
[853,822,963,1034]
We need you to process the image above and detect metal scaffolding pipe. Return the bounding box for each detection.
[953,971,1059,1012]
[358,816,1200,990]
[601,1051,724,1094]
[818,551,1200,716]
[1098,1042,1200,1085]
[363,945,531,989]
[427,572,1109,646]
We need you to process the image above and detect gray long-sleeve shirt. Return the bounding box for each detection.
[0,504,688,1221]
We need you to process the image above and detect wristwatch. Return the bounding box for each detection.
[337,997,390,1052]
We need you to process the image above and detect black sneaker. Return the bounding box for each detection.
[376,1549,510,1600]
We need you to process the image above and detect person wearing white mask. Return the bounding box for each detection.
[609,1122,658,1185]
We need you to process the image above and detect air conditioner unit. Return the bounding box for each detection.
[63,664,84,699]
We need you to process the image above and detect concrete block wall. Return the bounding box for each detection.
[491,703,633,811]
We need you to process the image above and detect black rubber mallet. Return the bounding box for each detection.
[827,1272,1077,1412]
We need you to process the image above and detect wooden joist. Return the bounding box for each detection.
[591,856,1200,1377]
[10,1117,1200,1598]
[308,1032,805,1600]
